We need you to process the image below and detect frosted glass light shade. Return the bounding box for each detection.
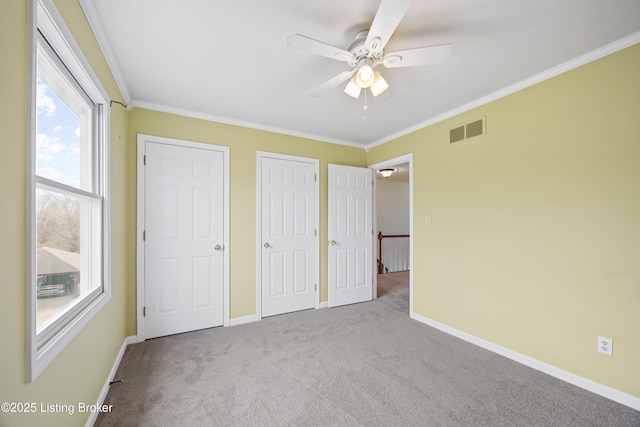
[370,71,389,97]
[344,76,362,98]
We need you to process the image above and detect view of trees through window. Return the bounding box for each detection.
[37,192,80,253]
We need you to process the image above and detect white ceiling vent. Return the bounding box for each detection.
[450,116,486,144]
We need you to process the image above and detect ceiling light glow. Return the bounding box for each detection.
[355,63,374,88]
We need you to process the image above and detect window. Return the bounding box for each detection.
[28,0,111,381]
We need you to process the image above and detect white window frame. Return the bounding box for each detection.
[27,0,111,382]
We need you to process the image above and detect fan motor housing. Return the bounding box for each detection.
[348,30,383,66]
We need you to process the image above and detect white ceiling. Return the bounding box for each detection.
[81,0,640,148]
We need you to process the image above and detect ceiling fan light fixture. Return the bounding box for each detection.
[344,76,362,98]
[355,63,374,88]
[370,71,388,97]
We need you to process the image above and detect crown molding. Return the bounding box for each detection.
[79,0,132,107]
[131,100,365,149]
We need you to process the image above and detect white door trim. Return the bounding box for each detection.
[136,134,230,342]
[256,151,320,320]
[369,154,413,314]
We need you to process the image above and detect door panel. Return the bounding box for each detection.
[293,251,309,294]
[261,156,316,317]
[328,164,373,307]
[159,258,179,313]
[145,141,225,339]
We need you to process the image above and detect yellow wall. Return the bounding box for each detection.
[0,1,131,426]
[128,108,367,321]
[368,43,640,398]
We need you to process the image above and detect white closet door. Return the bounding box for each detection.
[144,140,225,339]
[261,156,317,317]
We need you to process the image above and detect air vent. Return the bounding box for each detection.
[466,119,484,139]
[449,116,486,144]
[449,126,465,144]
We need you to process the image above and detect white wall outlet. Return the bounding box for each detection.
[597,336,613,356]
[424,216,431,226]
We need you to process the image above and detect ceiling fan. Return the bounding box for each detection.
[287,0,453,99]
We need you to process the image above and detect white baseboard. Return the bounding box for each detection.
[318,301,328,309]
[229,314,259,327]
[410,312,640,411]
[86,335,137,427]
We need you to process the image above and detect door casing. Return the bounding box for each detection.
[369,153,413,314]
[136,134,230,341]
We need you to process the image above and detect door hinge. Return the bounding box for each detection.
[144,155,146,165]
[143,230,146,241]
[143,306,146,317]
[314,173,317,182]
[315,229,317,237]
[315,284,317,292]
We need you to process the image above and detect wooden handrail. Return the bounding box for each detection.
[378,232,410,240]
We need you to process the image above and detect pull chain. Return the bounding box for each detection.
[362,89,368,120]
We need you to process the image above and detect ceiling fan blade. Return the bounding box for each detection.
[287,34,353,62]
[383,43,453,68]
[365,0,414,53]
[307,70,355,97]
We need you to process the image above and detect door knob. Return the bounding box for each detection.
[330,240,337,245]
[264,242,271,248]
[214,244,223,251]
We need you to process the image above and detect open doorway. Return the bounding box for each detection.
[370,155,413,314]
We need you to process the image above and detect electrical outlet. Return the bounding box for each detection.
[597,336,613,356]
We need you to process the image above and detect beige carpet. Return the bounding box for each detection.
[96,272,639,426]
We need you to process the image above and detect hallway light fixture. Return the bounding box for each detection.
[379,168,394,178]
